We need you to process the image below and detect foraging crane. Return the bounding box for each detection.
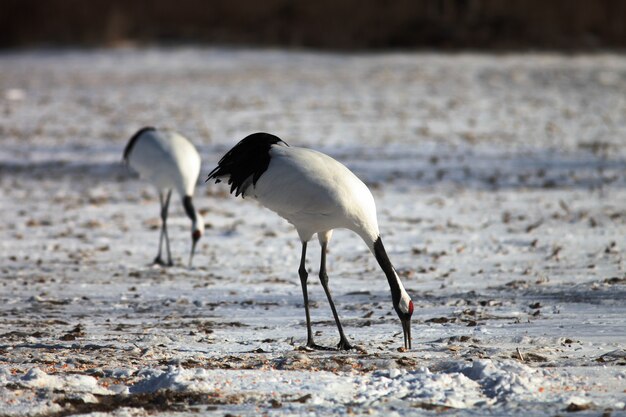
[207,133,413,350]
[123,127,205,267]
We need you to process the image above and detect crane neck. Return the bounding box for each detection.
[183,195,197,223]
[373,237,401,302]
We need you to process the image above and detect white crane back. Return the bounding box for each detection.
[127,130,201,197]
[251,145,380,244]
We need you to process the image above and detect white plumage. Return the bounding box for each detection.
[208,132,413,350]
[252,146,380,244]
[124,127,205,267]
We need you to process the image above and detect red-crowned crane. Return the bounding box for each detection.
[124,127,205,267]
[207,132,413,350]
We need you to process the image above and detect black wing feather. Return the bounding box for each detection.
[207,132,288,197]
[123,126,156,162]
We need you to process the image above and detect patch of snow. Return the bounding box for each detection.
[451,359,546,401]
[355,368,484,408]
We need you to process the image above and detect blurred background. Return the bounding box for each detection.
[2,0,626,50]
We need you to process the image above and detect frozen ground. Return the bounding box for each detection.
[0,48,625,416]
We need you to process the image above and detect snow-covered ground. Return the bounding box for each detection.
[1,48,625,416]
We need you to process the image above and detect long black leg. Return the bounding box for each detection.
[154,190,173,266]
[298,242,313,345]
[319,242,353,350]
[154,192,166,265]
[162,190,173,266]
[298,242,331,350]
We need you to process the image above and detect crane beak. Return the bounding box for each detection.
[189,237,199,269]
[401,318,412,350]
[189,230,202,268]
[188,242,196,268]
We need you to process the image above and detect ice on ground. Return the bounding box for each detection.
[356,367,483,409]
[0,367,115,416]
[452,359,545,400]
[130,366,354,404]
[17,368,105,394]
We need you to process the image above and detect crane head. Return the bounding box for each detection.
[395,297,413,350]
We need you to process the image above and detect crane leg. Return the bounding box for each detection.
[154,190,173,266]
[319,241,353,350]
[162,190,173,266]
[298,242,332,350]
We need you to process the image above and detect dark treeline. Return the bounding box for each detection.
[2,0,626,50]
